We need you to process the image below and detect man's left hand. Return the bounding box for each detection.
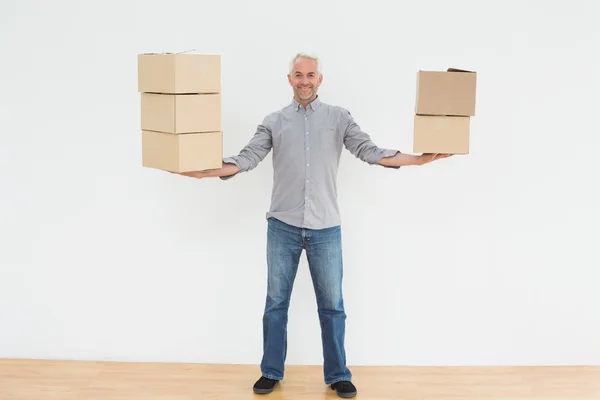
[418,153,454,165]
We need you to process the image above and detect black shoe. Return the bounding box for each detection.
[330,380,357,398]
[253,376,279,394]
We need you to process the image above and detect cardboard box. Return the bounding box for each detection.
[415,68,476,116]
[142,130,223,172]
[413,115,469,154]
[141,93,221,134]
[138,53,220,94]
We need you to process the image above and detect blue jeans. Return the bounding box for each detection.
[260,217,352,385]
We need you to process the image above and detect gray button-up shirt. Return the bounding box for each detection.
[221,97,399,229]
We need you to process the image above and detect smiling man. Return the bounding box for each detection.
[175,53,451,398]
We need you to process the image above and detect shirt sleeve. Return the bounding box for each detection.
[220,114,275,180]
[341,109,400,169]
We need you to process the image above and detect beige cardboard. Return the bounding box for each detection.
[141,93,221,134]
[141,130,222,172]
[415,68,476,116]
[138,53,220,94]
[413,115,469,154]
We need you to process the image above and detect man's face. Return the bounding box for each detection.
[288,57,322,101]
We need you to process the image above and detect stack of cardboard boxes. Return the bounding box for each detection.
[138,52,223,172]
[413,68,477,154]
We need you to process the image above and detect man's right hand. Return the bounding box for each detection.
[168,171,206,179]
[166,163,241,179]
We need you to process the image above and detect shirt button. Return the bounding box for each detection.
[306,132,309,135]
[306,180,309,183]
[306,163,309,167]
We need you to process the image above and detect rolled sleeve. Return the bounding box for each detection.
[219,156,243,181]
[341,109,400,168]
[376,149,401,169]
[220,115,274,180]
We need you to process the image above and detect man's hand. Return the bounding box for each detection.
[168,170,206,179]
[165,163,241,179]
[417,153,453,166]
[378,152,454,167]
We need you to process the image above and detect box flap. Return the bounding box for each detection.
[139,49,197,55]
[447,67,475,73]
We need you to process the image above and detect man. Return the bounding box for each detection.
[175,53,452,398]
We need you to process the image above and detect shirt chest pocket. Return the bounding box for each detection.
[272,125,291,149]
[317,127,339,151]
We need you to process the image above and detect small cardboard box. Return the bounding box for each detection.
[415,68,476,116]
[141,93,221,134]
[142,130,222,172]
[138,53,220,94]
[413,115,469,154]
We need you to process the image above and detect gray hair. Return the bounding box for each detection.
[289,52,321,74]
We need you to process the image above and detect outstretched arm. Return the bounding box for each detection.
[378,152,453,167]
[174,115,274,179]
[341,109,452,168]
[342,109,400,167]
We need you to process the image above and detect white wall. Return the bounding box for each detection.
[1,0,599,366]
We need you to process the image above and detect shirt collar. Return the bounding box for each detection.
[292,95,321,111]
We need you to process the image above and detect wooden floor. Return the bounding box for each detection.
[0,359,599,400]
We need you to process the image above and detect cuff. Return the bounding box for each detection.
[377,149,401,169]
[219,157,242,180]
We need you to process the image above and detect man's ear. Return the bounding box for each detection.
[287,74,292,86]
[319,74,323,84]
